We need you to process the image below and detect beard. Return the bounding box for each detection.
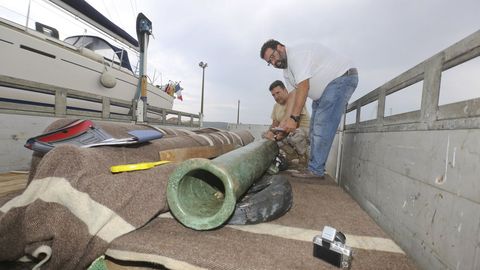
[274,58,288,69]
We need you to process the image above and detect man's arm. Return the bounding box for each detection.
[283,91,301,129]
[280,79,309,133]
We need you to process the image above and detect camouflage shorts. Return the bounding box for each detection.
[277,128,309,169]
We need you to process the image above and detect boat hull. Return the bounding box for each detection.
[0,19,174,114]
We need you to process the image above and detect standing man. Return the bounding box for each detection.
[264,80,310,168]
[260,39,358,179]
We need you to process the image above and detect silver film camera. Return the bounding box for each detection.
[313,226,352,269]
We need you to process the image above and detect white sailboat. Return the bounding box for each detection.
[0,0,175,116]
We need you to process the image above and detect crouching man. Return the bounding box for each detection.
[263,80,310,169]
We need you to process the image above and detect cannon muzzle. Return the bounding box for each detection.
[167,139,278,230]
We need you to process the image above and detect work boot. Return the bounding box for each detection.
[291,170,325,180]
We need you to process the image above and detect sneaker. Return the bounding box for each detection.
[291,170,325,179]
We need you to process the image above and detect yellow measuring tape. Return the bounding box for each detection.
[110,160,171,173]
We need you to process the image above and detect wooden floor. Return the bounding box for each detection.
[0,172,28,198]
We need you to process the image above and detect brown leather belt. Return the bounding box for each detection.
[341,68,358,77]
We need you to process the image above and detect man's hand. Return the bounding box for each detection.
[280,117,297,133]
[265,128,289,141]
[264,130,275,141]
[274,131,286,141]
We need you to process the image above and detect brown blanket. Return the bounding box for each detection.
[105,177,417,270]
[0,120,254,270]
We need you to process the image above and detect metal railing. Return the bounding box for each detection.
[0,74,200,127]
[345,30,480,132]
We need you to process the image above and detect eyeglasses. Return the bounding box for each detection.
[266,49,276,66]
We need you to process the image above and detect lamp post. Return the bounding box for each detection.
[199,61,208,126]
[237,99,240,125]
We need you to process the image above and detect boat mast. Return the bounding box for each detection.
[134,13,152,123]
[25,0,32,30]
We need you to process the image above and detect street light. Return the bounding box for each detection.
[199,61,208,125]
[237,99,240,124]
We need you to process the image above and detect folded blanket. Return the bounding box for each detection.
[0,120,254,270]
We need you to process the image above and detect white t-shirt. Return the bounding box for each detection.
[283,42,353,100]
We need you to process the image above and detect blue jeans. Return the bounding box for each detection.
[308,74,358,176]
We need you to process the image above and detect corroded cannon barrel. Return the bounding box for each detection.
[167,139,278,230]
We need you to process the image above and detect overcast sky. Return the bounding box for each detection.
[2,0,479,124]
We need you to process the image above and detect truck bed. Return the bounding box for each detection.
[0,172,417,270]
